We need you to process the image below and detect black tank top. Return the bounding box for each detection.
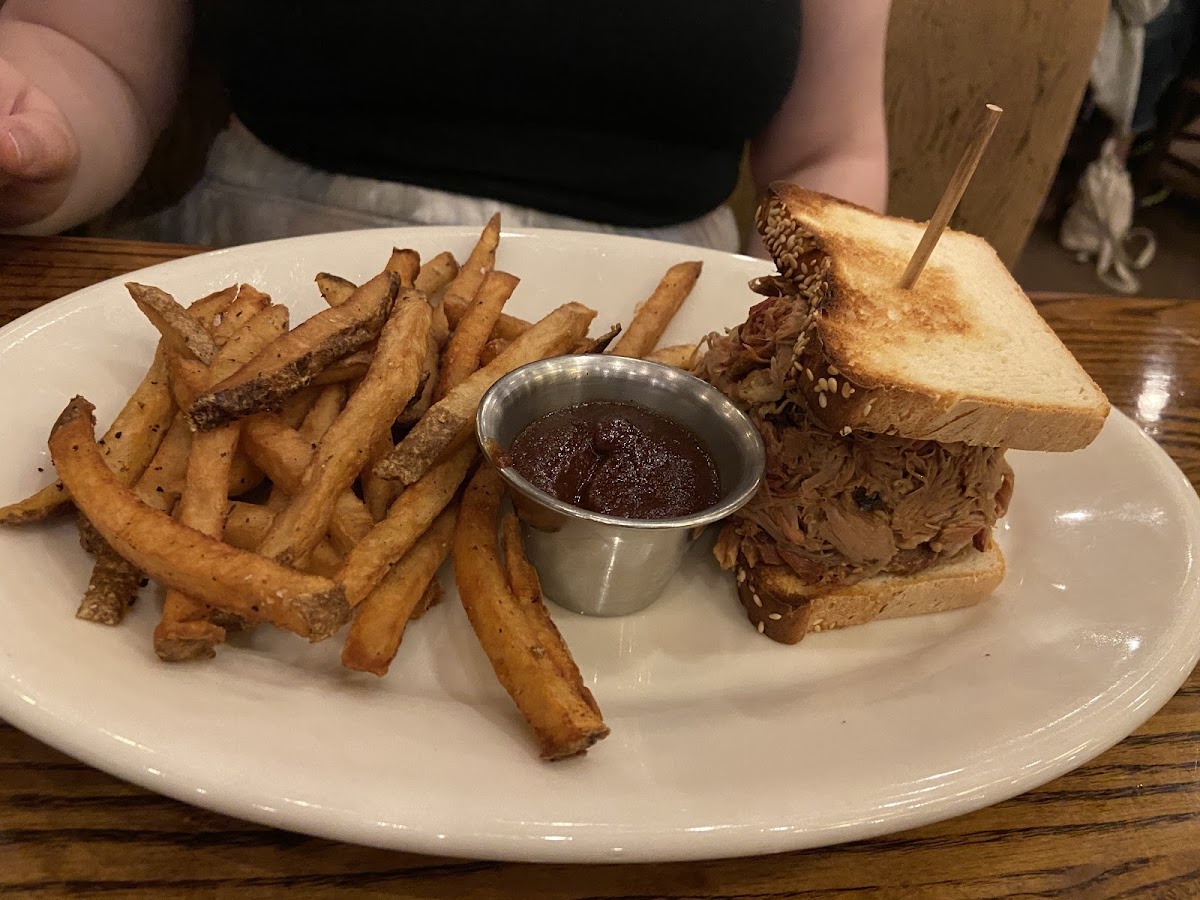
[198,1,800,227]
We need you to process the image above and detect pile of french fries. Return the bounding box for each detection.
[0,215,704,761]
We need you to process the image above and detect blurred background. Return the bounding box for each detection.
[44,0,1200,298]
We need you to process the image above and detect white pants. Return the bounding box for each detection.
[119,121,743,252]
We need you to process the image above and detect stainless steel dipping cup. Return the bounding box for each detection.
[476,355,765,616]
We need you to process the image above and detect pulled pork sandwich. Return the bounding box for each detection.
[694,184,1110,643]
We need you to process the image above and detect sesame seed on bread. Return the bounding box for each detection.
[758,183,1110,452]
[736,542,1006,644]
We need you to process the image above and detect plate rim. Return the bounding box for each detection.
[0,227,1197,863]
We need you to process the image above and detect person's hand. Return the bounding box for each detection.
[0,55,79,229]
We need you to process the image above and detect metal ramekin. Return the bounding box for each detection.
[476,355,765,617]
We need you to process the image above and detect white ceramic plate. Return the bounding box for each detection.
[0,227,1197,864]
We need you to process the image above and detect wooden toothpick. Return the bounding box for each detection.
[897,103,1004,289]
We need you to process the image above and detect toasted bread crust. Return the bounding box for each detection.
[757,184,1110,452]
[736,542,1005,644]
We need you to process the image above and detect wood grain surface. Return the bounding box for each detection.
[0,235,1198,899]
[884,0,1109,266]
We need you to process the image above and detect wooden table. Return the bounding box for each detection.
[1,234,1198,899]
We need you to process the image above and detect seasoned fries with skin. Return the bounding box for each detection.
[609,261,702,359]
[477,337,507,368]
[315,272,356,308]
[155,310,291,660]
[362,431,397,522]
[443,293,530,343]
[76,522,144,626]
[222,502,343,578]
[341,504,456,676]
[573,323,622,355]
[645,343,700,369]
[310,350,372,386]
[77,411,189,625]
[374,302,595,485]
[298,384,347,443]
[257,295,432,565]
[434,271,520,401]
[339,442,476,607]
[454,467,608,760]
[0,348,174,526]
[443,213,501,307]
[12,238,722,761]
[127,283,218,365]
[238,413,375,553]
[414,250,459,297]
[210,285,272,344]
[51,398,349,640]
[189,270,400,431]
[396,333,440,428]
[0,286,241,526]
[386,248,421,287]
[410,580,443,620]
[501,513,602,717]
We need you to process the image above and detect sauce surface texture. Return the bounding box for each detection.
[509,401,721,519]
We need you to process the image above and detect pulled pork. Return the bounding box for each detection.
[695,295,1013,590]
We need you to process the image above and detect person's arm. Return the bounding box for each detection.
[0,0,189,234]
[748,0,890,253]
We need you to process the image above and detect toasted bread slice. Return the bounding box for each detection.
[736,542,1005,644]
[757,184,1109,451]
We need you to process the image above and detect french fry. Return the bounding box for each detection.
[75,518,144,626]
[501,513,602,718]
[51,398,349,640]
[340,504,456,676]
[454,466,608,760]
[500,513,541,605]
[256,295,432,565]
[168,306,292,407]
[299,384,347,444]
[156,422,238,658]
[315,272,356,307]
[477,337,507,367]
[227,454,266,497]
[410,580,443,619]
[127,283,218,365]
[396,333,440,428]
[239,414,375,553]
[430,301,450,349]
[367,331,441,513]
[573,323,622,355]
[75,411,191,625]
[210,285,272,344]
[278,385,324,428]
[443,213,501,307]
[132,412,195,511]
[274,382,343,511]
[443,294,530,343]
[362,432,397,522]
[310,350,372,386]
[433,271,519,401]
[325,251,457,341]
[155,308,291,661]
[0,349,174,526]
[608,261,702,358]
[189,270,400,430]
[414,251,459,297]
[386,248,421,287]
[374,302,595,485]
[644,343,700,369]
[0,287,238,526]
[338,442,476,607]
[223,502,343,577]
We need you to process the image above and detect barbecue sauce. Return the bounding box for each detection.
[509,401,720,519]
